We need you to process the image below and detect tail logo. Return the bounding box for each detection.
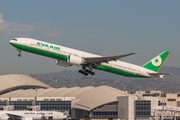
[151,56,162,66]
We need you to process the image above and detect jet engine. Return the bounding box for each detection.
[68,55,84,66]
[23,117,33,120]
[56,60,70,67]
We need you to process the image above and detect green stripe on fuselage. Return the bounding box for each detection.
[100,65,148,78]
[83,64,149,78]
[11,42,148,78]
[10,43,68,61]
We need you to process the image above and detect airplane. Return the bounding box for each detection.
[0,110,67,120]
[9,38,172,78]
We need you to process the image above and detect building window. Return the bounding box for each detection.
[135,100,151,118]
[161,94,166,97]
[92,111,117,118]
[158,101,166,106]
[168,99,176,101]
[0,101,7,106]
[145,91,150,94]
[143,93,159,97]
[154,93,159,96]
[36,101,71,115]
[10,101,32,110]
[91,102,118,118]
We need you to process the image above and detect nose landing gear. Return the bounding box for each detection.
[17,49,21,57]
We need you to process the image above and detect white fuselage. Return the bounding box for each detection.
[9,38,158,78]
[0,111,67,120]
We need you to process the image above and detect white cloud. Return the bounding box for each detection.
[0,14,73,39]
[9,23,41,32]
[0,14,41,39]
[0,14,5,23]
[0,14,11,39]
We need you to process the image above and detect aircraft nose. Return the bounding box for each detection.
[9,38,17,42]
[63,115,67,119]
[9,38,18,45]
[61,113,67,119]
[9,40,14,44]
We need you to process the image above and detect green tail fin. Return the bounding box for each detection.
[142,51,170,72]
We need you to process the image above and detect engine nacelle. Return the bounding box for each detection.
[22,117,33,120]
[68,55,84,66]
[56,59,70,67]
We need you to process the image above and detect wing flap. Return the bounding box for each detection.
[84,53,137,65]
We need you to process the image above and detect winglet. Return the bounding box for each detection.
[142,51,170,72]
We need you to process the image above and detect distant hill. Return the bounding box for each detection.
[159,66,180,76]
[30,66,180,82]
[30,66,180,93]
[30,68,128,80]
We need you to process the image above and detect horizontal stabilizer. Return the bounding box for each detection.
[148,72,173,78]
[148,73,173,75]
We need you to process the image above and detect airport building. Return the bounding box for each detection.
[0,74,180,120]
[129,90,180,107]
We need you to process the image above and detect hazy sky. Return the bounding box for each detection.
[0,1,180,75]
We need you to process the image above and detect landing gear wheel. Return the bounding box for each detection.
[79,70,82,73]
[85,69,90,73]
[82,71,85,75]
[85,73,88,76]
[79,65,95,76]
[17,49,21,57]
[91,72,95,75]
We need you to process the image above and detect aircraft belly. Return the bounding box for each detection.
[98,64,149,78]
[30,117,43,120]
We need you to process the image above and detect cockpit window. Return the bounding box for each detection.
[13,39,17,41]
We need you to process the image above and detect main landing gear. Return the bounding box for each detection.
[17,49,21,57]
[79,66,95,76]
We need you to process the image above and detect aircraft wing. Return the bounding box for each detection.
[6,113,23,120]
[84,53,136,66]
[6,113,33,120]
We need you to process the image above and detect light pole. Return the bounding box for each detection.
[155,87,157,91]
[161,99,165,120]
[139,90,142,96]
[35,88,37,101]
[9,89,11,105]
[124,86,126,95]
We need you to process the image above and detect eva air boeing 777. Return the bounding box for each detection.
[9,38,172,78]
